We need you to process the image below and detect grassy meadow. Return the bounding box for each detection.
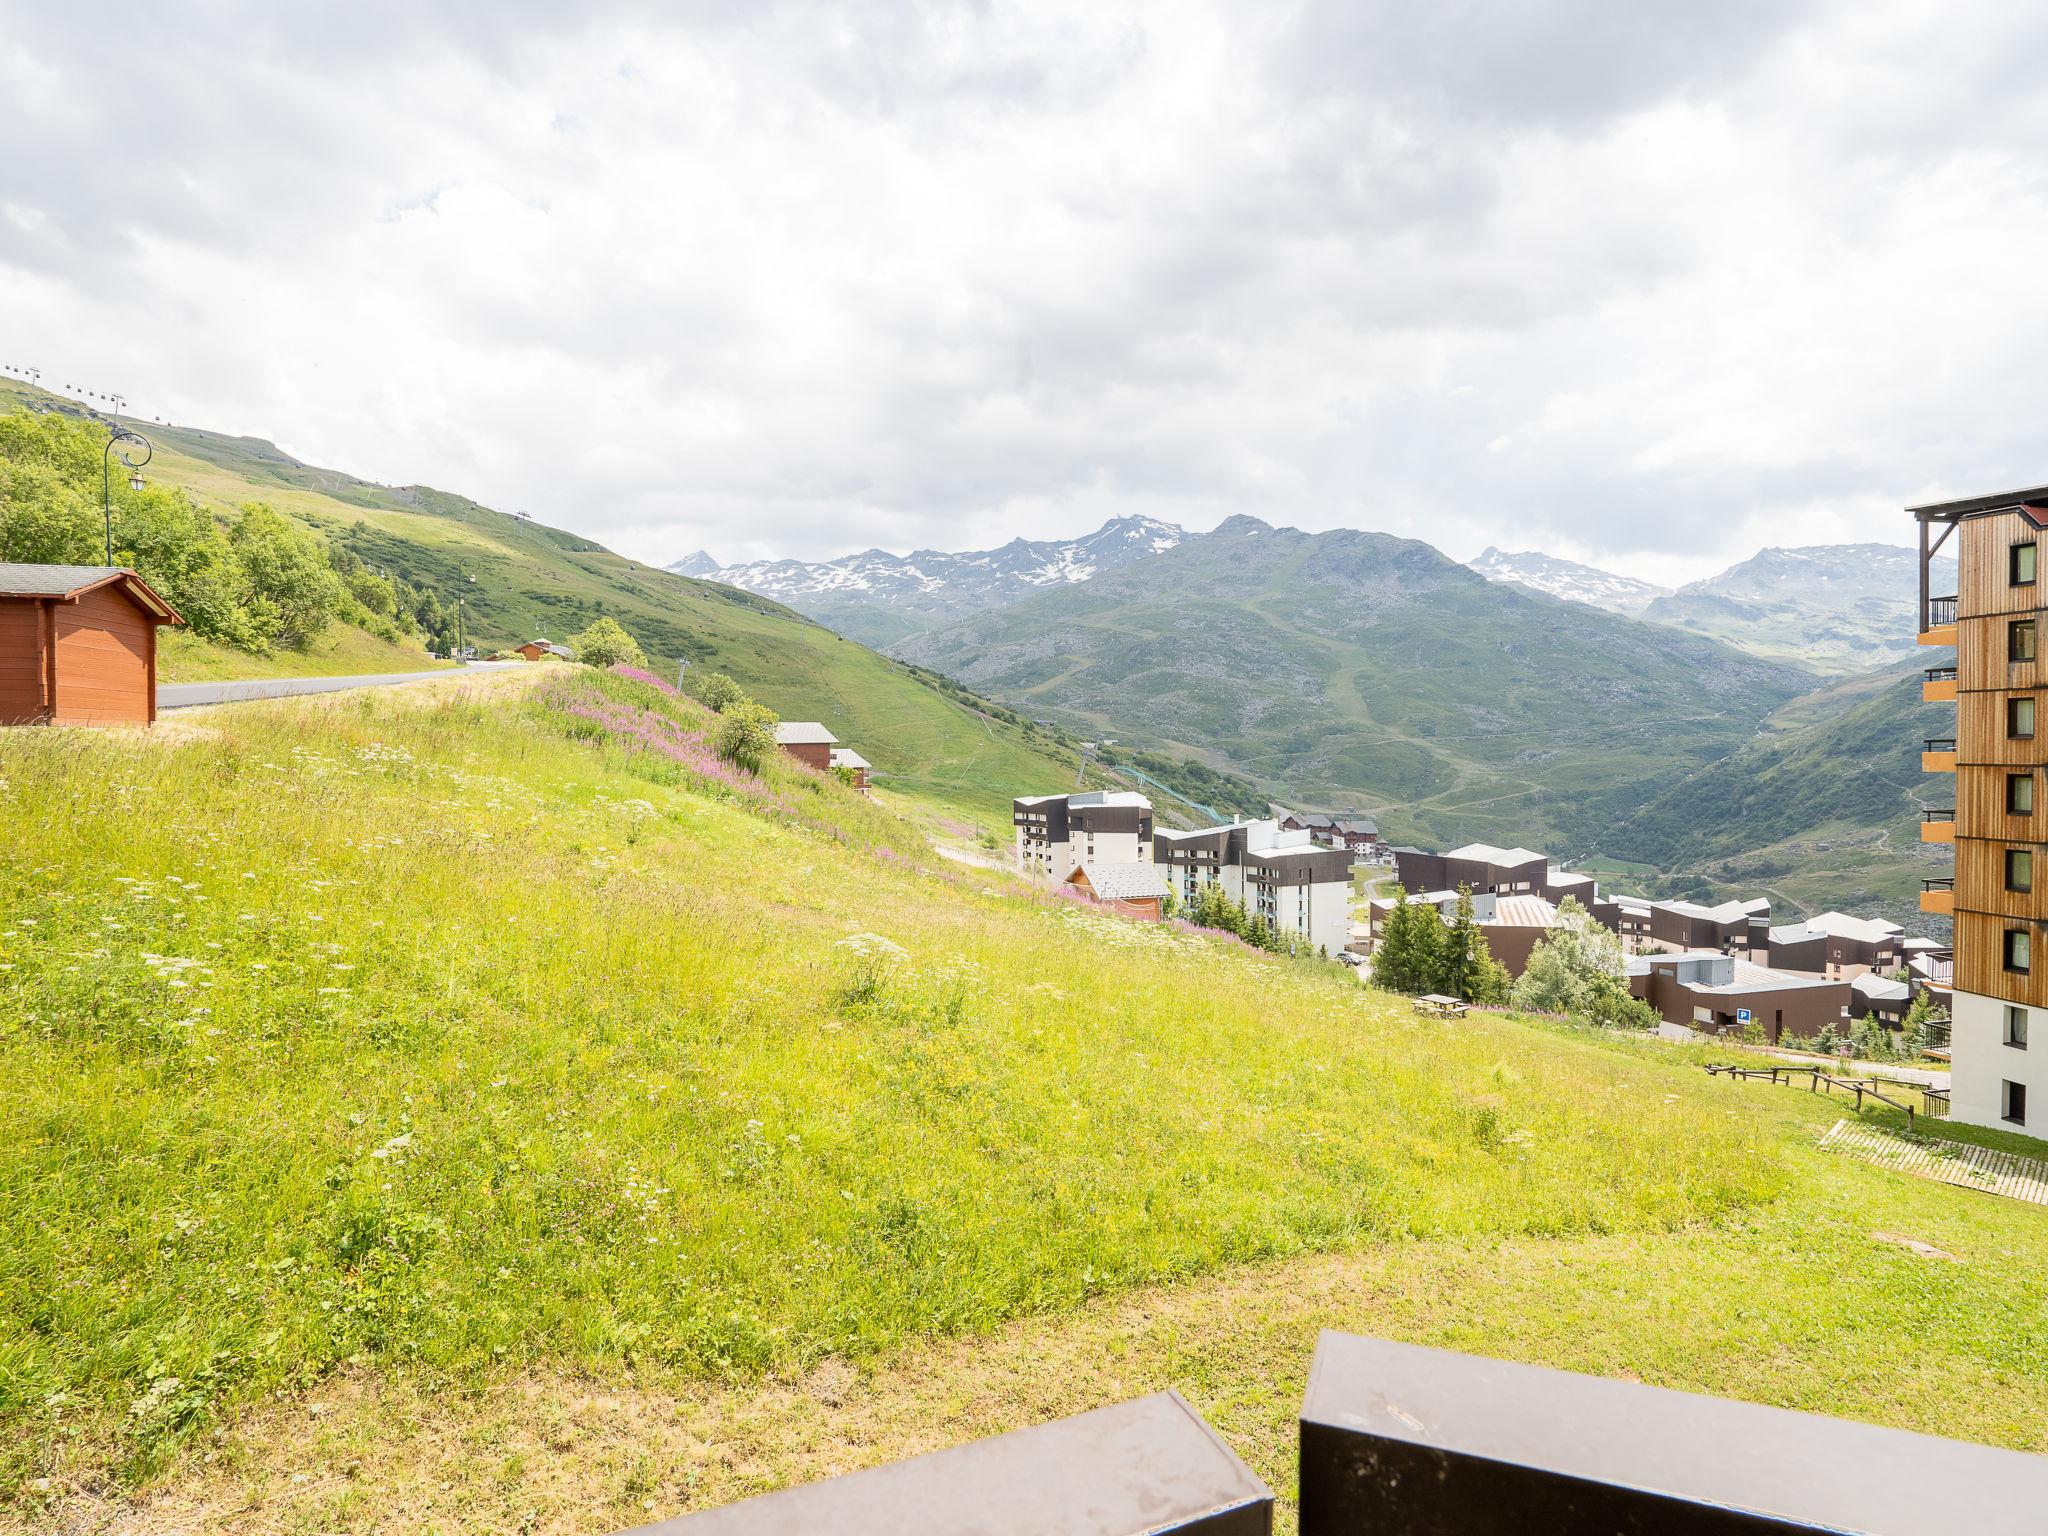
[1,669,2045,1531]
[157,623,451,684]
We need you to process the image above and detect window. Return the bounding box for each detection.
[2015,619,2039,663]
[2007,1006,2029,1049]
[2010,848,2035,892]
[2015,543,2039,586]
[2011,773,2036,815]
[2004,1080,2028,1126]
[2012,697,2038,740]
[2007,927,2033,973]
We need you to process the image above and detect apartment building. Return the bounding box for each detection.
[1391,840,1652,944]
[1642,897,1772,958]
[1912,485,2048,1133]
[1012,791,1154,882]
[1393,842,1550,897]
[1156,818,1352,956]
[1273,806,1388,860]
[1764,911,1906,979]
[1627,951,1849,1044]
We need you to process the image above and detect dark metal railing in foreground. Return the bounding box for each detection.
[1927,593,1958,626]
[1299,1332,2047,1534]
[625,1332,2048,1534]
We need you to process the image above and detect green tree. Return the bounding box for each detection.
[716,699,780,775]
[1374,888,1448,995]
[1438,885,1512,1003]
[229,503,346,649]
[1510,897,1653,1026]
[698,672,747,713]
[118,488,269,650]
[572,616,647,669]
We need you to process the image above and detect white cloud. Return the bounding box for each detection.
[2,0,2044,583]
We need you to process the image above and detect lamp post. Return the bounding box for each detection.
[102,425,152,566]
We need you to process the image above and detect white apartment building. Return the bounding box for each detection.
[1154,817,1352,957]
[1012,791,1155,882]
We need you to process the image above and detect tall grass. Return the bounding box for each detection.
[0,673,1781,1484]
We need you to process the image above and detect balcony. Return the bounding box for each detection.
[1922,736,1957,773]
[1921,807,1955,843]
[1921,876,1955,916]
[1923,664,1958,702]
[1919,594,1958,647]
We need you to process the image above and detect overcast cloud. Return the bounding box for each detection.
[4,0,2045,582]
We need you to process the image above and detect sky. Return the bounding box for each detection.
[5,1,2047,585]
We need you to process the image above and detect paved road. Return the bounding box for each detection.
[160,662,523,709]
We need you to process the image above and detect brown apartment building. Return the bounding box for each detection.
[1765,911,1906,979]
[1628,952,1849,1044]
[1912,487,2048,1133]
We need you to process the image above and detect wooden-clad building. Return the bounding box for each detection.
[1912,486,2048,1132]
[0,564,181,726]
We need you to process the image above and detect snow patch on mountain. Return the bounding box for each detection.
[674,516,1186,624]
[1467,548,1670,616]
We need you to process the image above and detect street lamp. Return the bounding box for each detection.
[102,425,153,566]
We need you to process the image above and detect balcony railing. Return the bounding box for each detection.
[1925,665,1957,683]
[1923,807,1955,822]
[1928,594,1959,626]
[1925,738,1957,753]
[1924,877,1955,893]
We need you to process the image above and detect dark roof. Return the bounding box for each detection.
[1908,485,2048,521]
[0,564,181,622]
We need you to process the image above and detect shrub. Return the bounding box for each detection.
[715,699,779,775]
[570,616,647,669]
[698,672,746,713]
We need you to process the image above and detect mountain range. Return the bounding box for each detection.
[897,515,1817,858]
[1465,548,1670,616]
[1640,544,1952,673]
[690,518,1945,678]
[670,516,1183,649]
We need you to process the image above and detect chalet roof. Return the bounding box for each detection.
[1851,973,1912,1004]
[1487,895,1559,929]
[774,721,838,745]
[829,748,870,770]
[1655,896,1770,924]
[1444,842,1546,865]
[0,563,181,622]
[1770,911,1902,946]
[1072,862,1170,901]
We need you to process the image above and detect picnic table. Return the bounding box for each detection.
[1414,993,1468,1019]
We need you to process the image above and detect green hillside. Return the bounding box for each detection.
[1601,662,1953,930]
[0,379,1086,826]
[5,671,2045,1530]
[897,516,1814,856]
